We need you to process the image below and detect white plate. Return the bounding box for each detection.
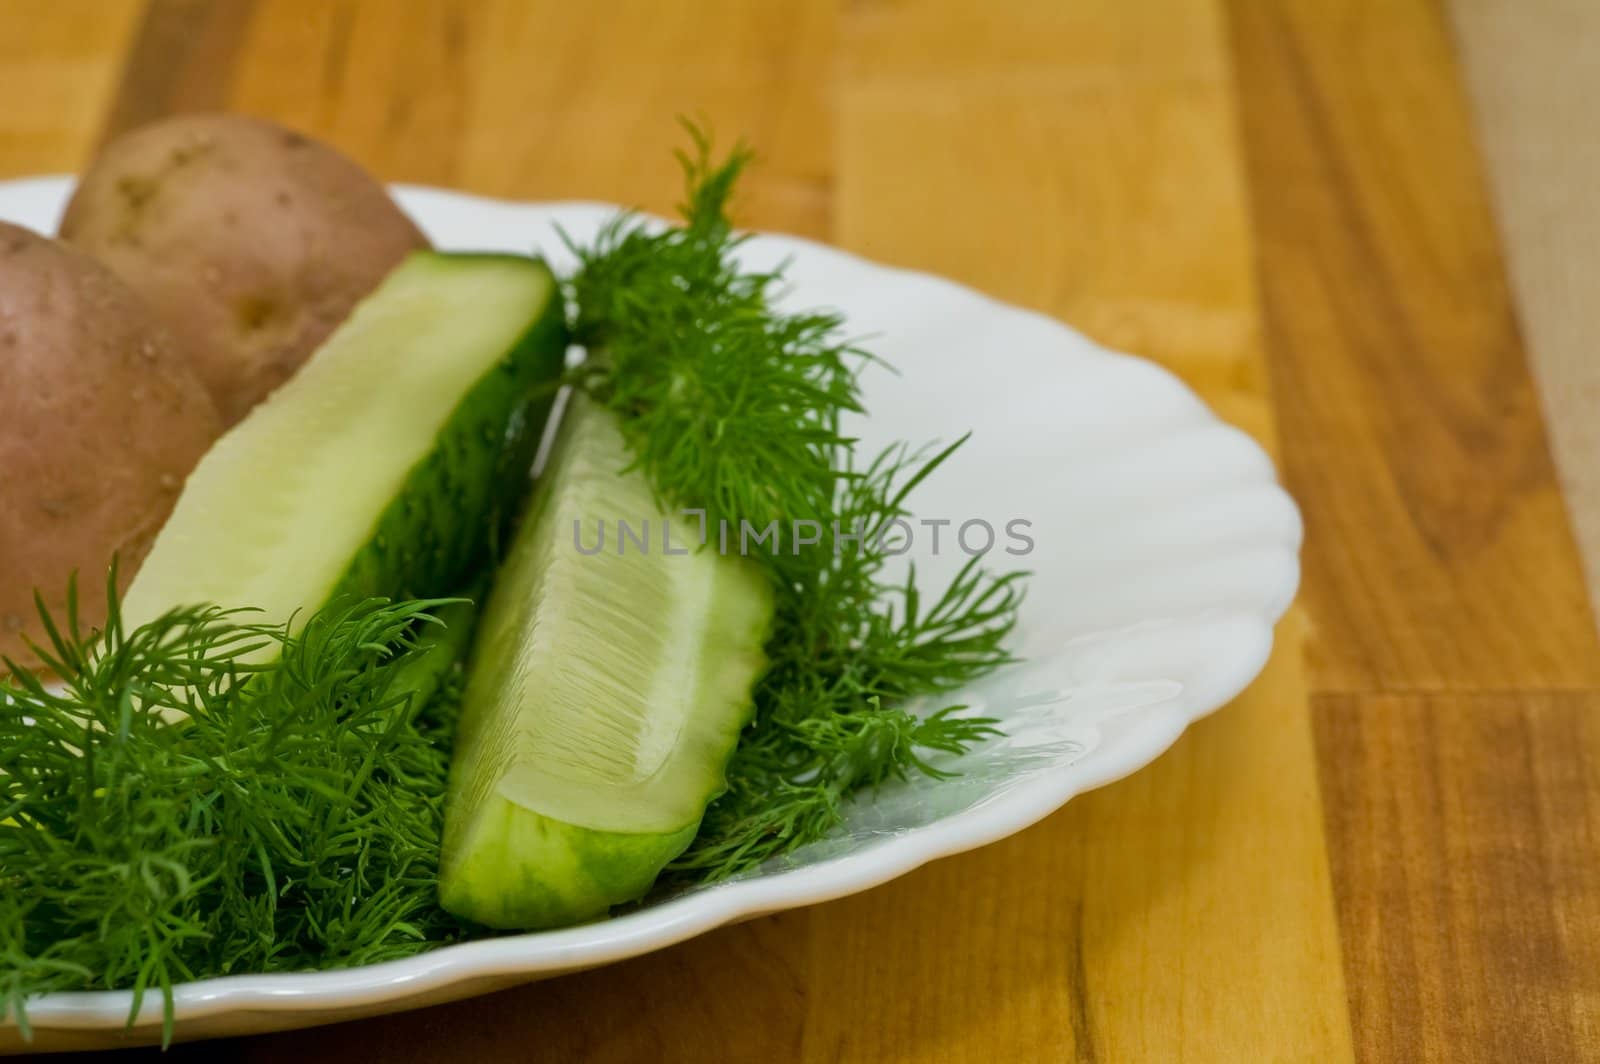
[0,178,1301,1052]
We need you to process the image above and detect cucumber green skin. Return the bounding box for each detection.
[439,627,770,930]
[441,596,771,929]
[329,254,568,605]
[440,600,772,930]
[435,400,775,931]
[439,797,698,929]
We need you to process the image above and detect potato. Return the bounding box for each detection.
[60,114,429,425]
[0,223,223,665]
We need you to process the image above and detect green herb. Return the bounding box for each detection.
[567,124,1026,880]
[2,127,1029,1035]
[568,130,859,535]
[0,577,475,1042]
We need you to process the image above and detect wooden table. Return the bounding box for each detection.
[5,2,1597,1061]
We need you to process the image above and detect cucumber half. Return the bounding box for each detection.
[439,397,774,929]
[123,252,566,633]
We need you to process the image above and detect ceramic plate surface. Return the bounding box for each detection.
[0,178,1301,1052]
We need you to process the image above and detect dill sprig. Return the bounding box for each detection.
[0,578,476,1042]
[567,124,1026,880]
[566,128,863,536]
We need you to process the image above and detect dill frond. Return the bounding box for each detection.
[0,578,477,1040]
[568,124,1026,880]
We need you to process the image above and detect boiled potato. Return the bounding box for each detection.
[0,223,223,665]
[61,114,428,425]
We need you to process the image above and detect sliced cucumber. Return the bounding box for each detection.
[439,398,773,929]
[123,252,566,633]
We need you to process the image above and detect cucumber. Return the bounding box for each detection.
[439,397,773,929]
[123,252,566,634]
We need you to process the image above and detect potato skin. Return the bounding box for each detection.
[61,114,429,425]
[0,223,223,665]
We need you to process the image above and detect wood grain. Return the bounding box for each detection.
[1315,692,1600,1062]
[837,0,1274,448]
[228,0,473,189]
[1226,0,1600,693]
[0,0,143,179]
[98,0,257,144]
[223,0,835,238]
[1450,0,1600,616]
[1227,1,1600,1060]
[444,0,835,238]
